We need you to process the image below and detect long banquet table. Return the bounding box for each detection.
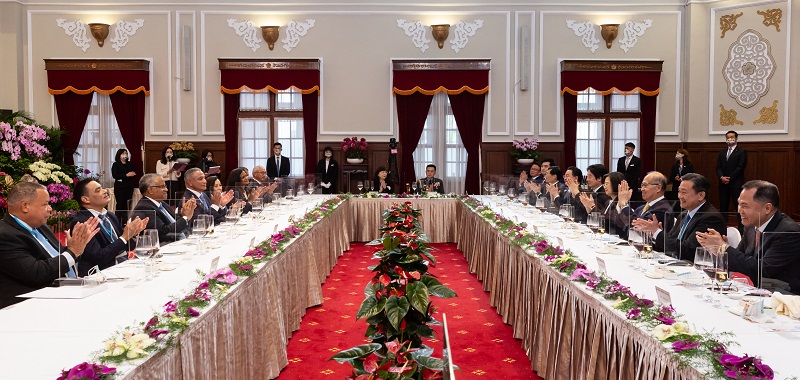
[1,196,797,379]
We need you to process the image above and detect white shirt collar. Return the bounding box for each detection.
[87,208,109,217]
[758,214,776,233]
[647,195,665,207]
[687,201,706,218]
[187,188,203,198]
[144,196,162,207]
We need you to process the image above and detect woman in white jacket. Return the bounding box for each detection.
[156,146,182,202]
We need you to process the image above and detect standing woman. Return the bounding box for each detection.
[669,148,694,200]
[373,166,395,194]
[315,146,338,194]
[111,148,136,222]
[156,146,181,202]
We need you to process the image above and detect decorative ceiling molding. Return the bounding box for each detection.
[449,19,483,53]
[110,19,144,53]
[56,19,91,52]
[281,19,315,52]
[227,18,261,52]
[618,19,652,53]
[565,20,600,53]
[396,19,431,53]
[722,29,775,108]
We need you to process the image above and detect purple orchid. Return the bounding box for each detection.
[672,340,701,353]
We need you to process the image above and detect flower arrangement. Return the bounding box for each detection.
[29,160,72,184]
[510,138,541,161]
[100,330,157,363]
[0,121,50,160]
[169,141,197,159]
[57,362,116,380]
[341,136,368,159]
[331,201,456,378]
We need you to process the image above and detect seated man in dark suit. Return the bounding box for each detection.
[182,168,234,225]
[697,180,800,293]
[71,179,149,277]
[247,165,277,203]
[133,173,195,243]
[617,171,675,236]
[416,164,445,194]
[633,173,726,262]
[526,166,566,213]
[0,182,99,308]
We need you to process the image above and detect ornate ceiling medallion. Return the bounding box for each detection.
[722,29,775,108]
[719,12,743,38]
[756,8,782,32]
[719,104,743,126]
[753,100,779,125]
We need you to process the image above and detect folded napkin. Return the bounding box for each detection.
[769,291,800,318]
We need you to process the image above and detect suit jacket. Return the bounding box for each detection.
[181,190,227,225]
[316,158,339,194]
[132,197,189,243]
[267,156,291,179]
[596,198,625,238]
[374,179,396,194]
[726,211,800,293]
[716,146,747,186]
[654,202,726,262]
[563,186,610,224]
[617,155,643,188]
[668,162,694,191]
[529,182,567,213]
[417,177,445,194]
[0,214,77,308]
[70,209,128,277]
[620,197,675,234]
[246,179,274,204]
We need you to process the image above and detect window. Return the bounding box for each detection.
[412,93,467,194]
[575,89,641,173]
[238,90,304,176]
[74,93,127,188]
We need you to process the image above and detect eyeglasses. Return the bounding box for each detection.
[149,185,167,189]
[640,183,658,189]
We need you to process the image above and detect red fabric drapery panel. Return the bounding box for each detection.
[53,92,94,165]
[109,92,145,183]
[220,70,320,94]
[223,94,241,176]
[47,70,150,95]
[560,71,660,96]
[639,94,657,174]
[301,94,319,175]
[448,92,485,195]
[393,70,488,95]
[563,94,578,171]
[397,93,435,188]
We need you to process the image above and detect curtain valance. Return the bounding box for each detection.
[45,59,150,96]
[560,60,662,96]
[219,59,320,95]
[392,60,490,95]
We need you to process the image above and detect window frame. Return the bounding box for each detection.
[575,91,641,169]
[238,91,304,175]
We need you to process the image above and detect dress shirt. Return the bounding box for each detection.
[87,209,126,244]
[10,215,76,275]
[654,201,705,240]
[186,188,220,211]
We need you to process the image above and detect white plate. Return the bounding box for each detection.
[644,271,664,279]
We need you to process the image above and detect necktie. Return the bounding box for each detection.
[754,230,762,251]
[98,214,117,242]
[643,203,651,213]
[625,157,631,167]
[158,203,176,223]
[727,148,733,159]
[677,213,692,240]
[276,157,281,175]
[199,193,212,210]
[31,228,76,278]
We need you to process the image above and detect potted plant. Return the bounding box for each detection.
[341,136,368,164]
[510,138,541,164]
[169,141,197,163]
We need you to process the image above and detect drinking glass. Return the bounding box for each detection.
[192,219,207,254]
[535,197,545,211]
[357,181,364,193]
[488,182,496,195]
[711,248,729,308]
[134,235,154,281]
[251,199,263,214]
[483,181,490,195]
[693,247,713,300]
[199,214,214,236]
[411,182,418,193]
[286,187,294,199]
[498,184,507,196]
[273,193,282,206]
[307,183,315,194]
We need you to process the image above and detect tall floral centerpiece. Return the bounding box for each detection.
[331,202,457,378]
[342,136,368,164]
[169,141,197,163]
[510,138,541,164]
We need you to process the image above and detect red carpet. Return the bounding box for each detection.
[278,243,541,379]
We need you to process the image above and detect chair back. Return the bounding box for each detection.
[726,226,742,248]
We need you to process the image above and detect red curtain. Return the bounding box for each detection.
[447,92,485,195]
[223,93,241,175]
[220,69,319,94]
[393,70,488,95]
[109,92,145,183]
[639,94,658,174]
[47,70,150,95]
[301,94,319,174]
[53,92,94,165]
[563,94,578,169]
[397,93,434,188]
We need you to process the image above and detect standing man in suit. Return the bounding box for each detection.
[182,168,234,225]
[698,180,800,293]
[267,142,291,180]
[133,174,195,243]
[316,146,339,194]
[0,182,99,308]
[716,130,747,229]
[71,179,149,276]
[616,171,674,236]
[617,142,643,202]
[633,173,726,262]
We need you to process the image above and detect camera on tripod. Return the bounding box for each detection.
[389,138,398,153]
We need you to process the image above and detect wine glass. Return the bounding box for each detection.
[693,247,712,299]
[357,181,364,193]
[273,193,281,206]
[488,182,496,195]
[199,214,214,236]
[711,248,729,308]
[192,219,207,254]
[369,181,375,192]
[411,182,418,193]
[483,181,490,195]
[134,235,154,281]
[307,183,315,195]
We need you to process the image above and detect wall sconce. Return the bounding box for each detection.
[600,24,619,49]
[260,26,280,51]
[431,24,450,49]
[88,23,110,47]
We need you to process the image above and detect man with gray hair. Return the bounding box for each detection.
[617,171,675,238]
[133,173,196,243]
[0,181,99,308]
[182,167,234,225]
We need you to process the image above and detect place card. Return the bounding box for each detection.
[655,286,672,306]
[596,257,607,275]
[249,237,256,250]
[273,224,279,234]
[209,256,220,272]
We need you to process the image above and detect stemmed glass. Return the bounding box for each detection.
[307,183,315,195]
[369,181,375,192]
[587,212,599,247]
[488,182,497,195]
[711,248,729,308]
[694,247,713,299]
[483,181,490,195]
[411,182,418,193]
[273,193,282,206]
[357,181,364,193]
[191,219,207,255]
[134,235,155,281]
[198,214,214,236]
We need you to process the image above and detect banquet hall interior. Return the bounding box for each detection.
[1,0,800,378]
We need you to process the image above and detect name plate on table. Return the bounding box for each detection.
[596,257,607,275]
[210,256,220,272]
[655,286,672,306]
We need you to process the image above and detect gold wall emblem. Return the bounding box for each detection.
[757,8,782,32]
[753,100,779,124]
[719,104,743,126]
[719,12,743,38]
